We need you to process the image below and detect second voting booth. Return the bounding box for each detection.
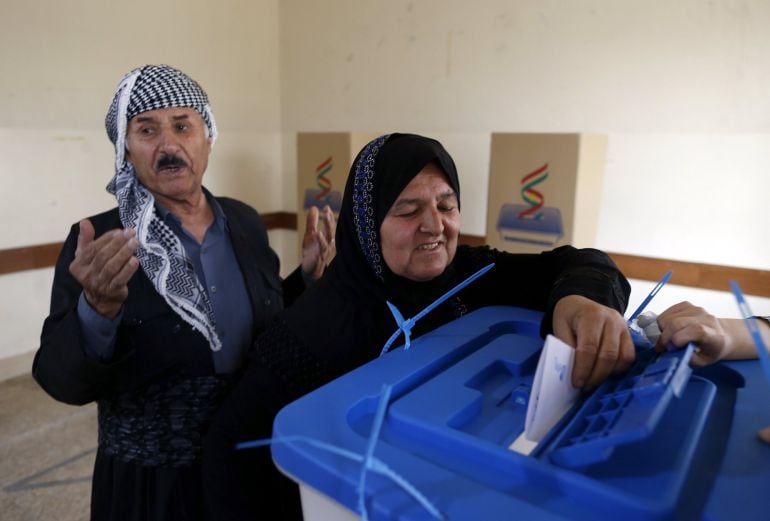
[295,132,379,255]
[486,133,608,253]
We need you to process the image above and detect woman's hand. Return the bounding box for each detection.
[552,295,635,390]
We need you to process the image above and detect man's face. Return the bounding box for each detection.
[125,107,212,205]
[379,164,460,281]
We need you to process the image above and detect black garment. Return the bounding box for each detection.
[202,134,631,521]
[33,196,305,521]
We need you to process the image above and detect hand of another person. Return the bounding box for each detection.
[69,219,140,319]
[656,302,770,444]
[654,301,733,366]
[552,294,635,390]
[301,205,336,281]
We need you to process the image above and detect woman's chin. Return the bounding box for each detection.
[404,263,448,282]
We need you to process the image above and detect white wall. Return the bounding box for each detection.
[2,0,769,362]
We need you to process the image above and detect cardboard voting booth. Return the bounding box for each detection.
[296,132,379,255]
[271,306,770,521]
[486,133,608,253]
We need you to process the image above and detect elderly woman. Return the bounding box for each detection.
[202,133,634,520]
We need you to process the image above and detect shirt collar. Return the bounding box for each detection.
[154,187,228,233]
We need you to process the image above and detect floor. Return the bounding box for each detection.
[1,372,96,521]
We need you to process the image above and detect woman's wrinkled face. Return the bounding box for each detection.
[379,164,460,281]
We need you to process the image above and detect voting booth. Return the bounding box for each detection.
[486,133,608,253]
[296,132,379,255]
[270,306,770,521]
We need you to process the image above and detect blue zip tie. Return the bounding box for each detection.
[627,270,673,324]
[384,302,411,352]
[357,384,392,521]
[236,425,444,520]
[730,280,770,384]
[380,263,495,356]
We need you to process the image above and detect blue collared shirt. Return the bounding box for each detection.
[78,194,254,374]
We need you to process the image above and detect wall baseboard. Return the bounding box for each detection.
[605,252,768,297]
[0,242,62,275]
[2,212,767,297]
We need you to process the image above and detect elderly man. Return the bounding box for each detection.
[33,65,334,521]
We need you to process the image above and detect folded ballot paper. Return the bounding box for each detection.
[509,334,580,455]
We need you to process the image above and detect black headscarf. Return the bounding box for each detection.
[332,133,461,306]
[278,133,466,372]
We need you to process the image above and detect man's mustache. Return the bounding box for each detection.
[155,155,188,170]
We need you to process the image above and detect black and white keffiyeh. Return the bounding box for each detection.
[104,65,222,351]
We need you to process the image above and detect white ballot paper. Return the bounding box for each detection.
[509,334,580,455]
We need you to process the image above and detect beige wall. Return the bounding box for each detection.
[2,0,770,362]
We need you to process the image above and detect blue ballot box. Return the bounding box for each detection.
[271,306,770,521]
